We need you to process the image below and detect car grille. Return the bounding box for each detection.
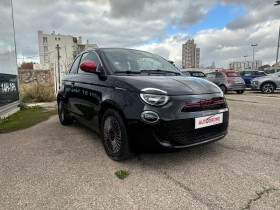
[182,98,227,112]
[169,122,228,145]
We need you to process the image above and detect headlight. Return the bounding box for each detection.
[140,93,170,106]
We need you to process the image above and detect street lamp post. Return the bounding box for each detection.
[251,44,258,70]
[274,1,280,72]
[244,55,248,69]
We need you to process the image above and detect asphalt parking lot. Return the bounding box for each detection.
[0,91,280,209]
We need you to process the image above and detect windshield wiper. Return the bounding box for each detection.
[141,69,181,75]
[114,70,141,74]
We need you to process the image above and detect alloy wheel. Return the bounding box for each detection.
[262,83,274,93]
[103,116,122,154]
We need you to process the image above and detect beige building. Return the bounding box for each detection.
[38,31,98,68]
[182,39,200,69]
[229,60,262,71]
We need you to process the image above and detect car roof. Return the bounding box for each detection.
[220,69,237,73]
[186,70,204,73]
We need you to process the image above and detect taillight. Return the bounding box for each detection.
[242,79,245,84]
[227,79,232,84]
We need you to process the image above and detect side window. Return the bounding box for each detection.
[206,73,216,79]
[239,71,244,76]
[257,71,266,75]
[244,71,252,76]
[78,52,100,74]
[216,72,223,78]
[69,56,81,74]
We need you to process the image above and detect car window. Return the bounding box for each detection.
[78,52,100,74]
[216,72,223,78]
[206,73,216,79]
[239,71,244,76]
[69,55,81,74]
[257,71,266,75]
[226,72,239,77]
[244,71,252,76]
[182,71,191,76]
[190,72,206,77]
[102,48,180,74]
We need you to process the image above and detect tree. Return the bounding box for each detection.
[18,62,34,70]
[259,64,270,71]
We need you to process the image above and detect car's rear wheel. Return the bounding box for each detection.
[236,90,244,94]
[219,85,227,94]
[261,83,275,94]
[100,109,132,161]
[58,98,73,125]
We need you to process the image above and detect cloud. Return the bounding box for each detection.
[138,20,280,68]
[0,0,279,67]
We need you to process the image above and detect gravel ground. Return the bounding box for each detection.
[0,91,279,209]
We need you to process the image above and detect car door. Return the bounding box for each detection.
[276,73,280,88]
[242,71,253,85]
[70,51,105,131]
[206,73,216,84]
[66,55,81,114]
[215,72,225,86]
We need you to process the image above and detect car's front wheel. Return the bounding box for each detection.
[100,109,132,161]
[236,90,244,94]
[261,83,275,94]
[219,85,227,94]
[58,98,73,125]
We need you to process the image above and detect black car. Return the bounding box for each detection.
[57,48,229,160]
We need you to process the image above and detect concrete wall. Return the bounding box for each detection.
[18,69,53,84]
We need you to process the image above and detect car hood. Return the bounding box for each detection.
[112,75,222,95]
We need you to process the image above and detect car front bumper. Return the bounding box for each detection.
[127,110,229,149]
[250,81,260,89]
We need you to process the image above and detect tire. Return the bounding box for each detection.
[219,85,227,94]
[236,90,244,94]
[100,109,132,161]
[261,83,275,94]
[58,98,73,125]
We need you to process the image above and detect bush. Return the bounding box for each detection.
[20,83,56,103]
[18,102,30,111]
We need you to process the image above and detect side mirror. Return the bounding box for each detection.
[80,61,97,72]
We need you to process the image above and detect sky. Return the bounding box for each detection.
[2,0,280,68]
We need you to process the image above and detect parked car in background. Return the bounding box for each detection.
[251,71,280,93]
[206,70,246,94]
[182,70,206,78]
[238,70,267,87]
[57,48,229,160]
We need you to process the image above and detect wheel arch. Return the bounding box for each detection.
[261,81,277,89]
[98,100,127,128]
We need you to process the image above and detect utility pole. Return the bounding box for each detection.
[56,44,61,89]
[251,44,258,70]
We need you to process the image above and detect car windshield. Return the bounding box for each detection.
[225,72,239,77]
[102,48,181,75]
[190,72,205,77]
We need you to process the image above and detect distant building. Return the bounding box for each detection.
[38,31,98,68]
[182,39,200,69]
[229,60,262,71]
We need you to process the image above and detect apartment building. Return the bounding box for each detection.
[38,31,98,68]
[182,39,200,69]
